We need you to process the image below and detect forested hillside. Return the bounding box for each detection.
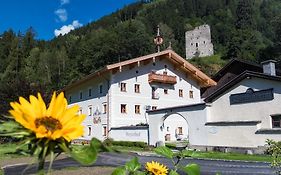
[0,0,281,114]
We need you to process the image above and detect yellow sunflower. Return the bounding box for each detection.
[9,92,85,142]
[145,161,168,175]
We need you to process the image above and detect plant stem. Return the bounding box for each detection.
[38,156,45,172]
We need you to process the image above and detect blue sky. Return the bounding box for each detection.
[0,0,136,40]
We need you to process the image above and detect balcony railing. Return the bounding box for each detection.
[148,72,177,85]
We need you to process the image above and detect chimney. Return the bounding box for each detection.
[261,60,277,76]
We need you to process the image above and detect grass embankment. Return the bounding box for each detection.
[166,142,271,162]
[189,54,226,76]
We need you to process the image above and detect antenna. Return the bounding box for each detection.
[153,25,163,52]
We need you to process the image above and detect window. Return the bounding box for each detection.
[135,84,140,93]
[179,89,183,97]
[88,126,91,136]
[99,84,103,94]
[272,115,281,128]
[177,127,183,135]
[103,126,107,136]
[135,105,140,114]
[103,104,107,114]
[164,89,168,94]
[121,104,127,113]
[196,43,198,47]
[88,106,92,116]
[121,83,126,92]
[152,87,159,99]
[152,106,157,110]
[88,88,92,97]
[189,90,194,99]
[80,92,83,99]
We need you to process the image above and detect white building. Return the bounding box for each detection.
[148,60,281,153]
[63,49,216,143]
[185,24,214,59]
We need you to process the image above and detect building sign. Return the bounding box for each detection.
[125,132,141,137]
[230,88,273,105]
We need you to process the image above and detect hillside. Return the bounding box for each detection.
[0,0,281,114]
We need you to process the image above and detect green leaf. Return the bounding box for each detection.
[0,120,23,132]
[155,146,173,159]
[181,163,200,175]
[70,144,97,165]
[169,170,179,175]
[125,157,141,172]
[90,138,111,152]
[181,150,193,157]
[111,167,126,175]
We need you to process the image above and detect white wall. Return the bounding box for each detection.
[210,77,281,128]
[110,58,201,128]
[208,77,281,147]
[66,74,110,141]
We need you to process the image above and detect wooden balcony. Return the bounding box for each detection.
[148,72,177,84]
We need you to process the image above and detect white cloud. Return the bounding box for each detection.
[55,8,67,22]
[54,20,82,37]
[60,0,70,5]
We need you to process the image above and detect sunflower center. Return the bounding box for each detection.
[35,117,62,132]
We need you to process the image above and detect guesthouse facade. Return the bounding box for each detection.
[63,49,216,143]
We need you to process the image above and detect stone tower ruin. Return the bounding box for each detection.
[185,24,214,59]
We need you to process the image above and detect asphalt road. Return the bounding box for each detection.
[2,152,276,175]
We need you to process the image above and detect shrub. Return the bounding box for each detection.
[103,138,148,148]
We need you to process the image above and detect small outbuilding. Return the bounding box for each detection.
[148,60,281,153]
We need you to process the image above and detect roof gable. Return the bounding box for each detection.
[204,71,281,103]
[212,59,262,81]
[63,50,216,91]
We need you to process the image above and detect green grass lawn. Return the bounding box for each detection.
[186,150,272,162]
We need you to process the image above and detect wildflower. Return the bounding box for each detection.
[146,161,168,175]
[9,92,85,141]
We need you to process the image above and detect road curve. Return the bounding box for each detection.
[2,152,276,175]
